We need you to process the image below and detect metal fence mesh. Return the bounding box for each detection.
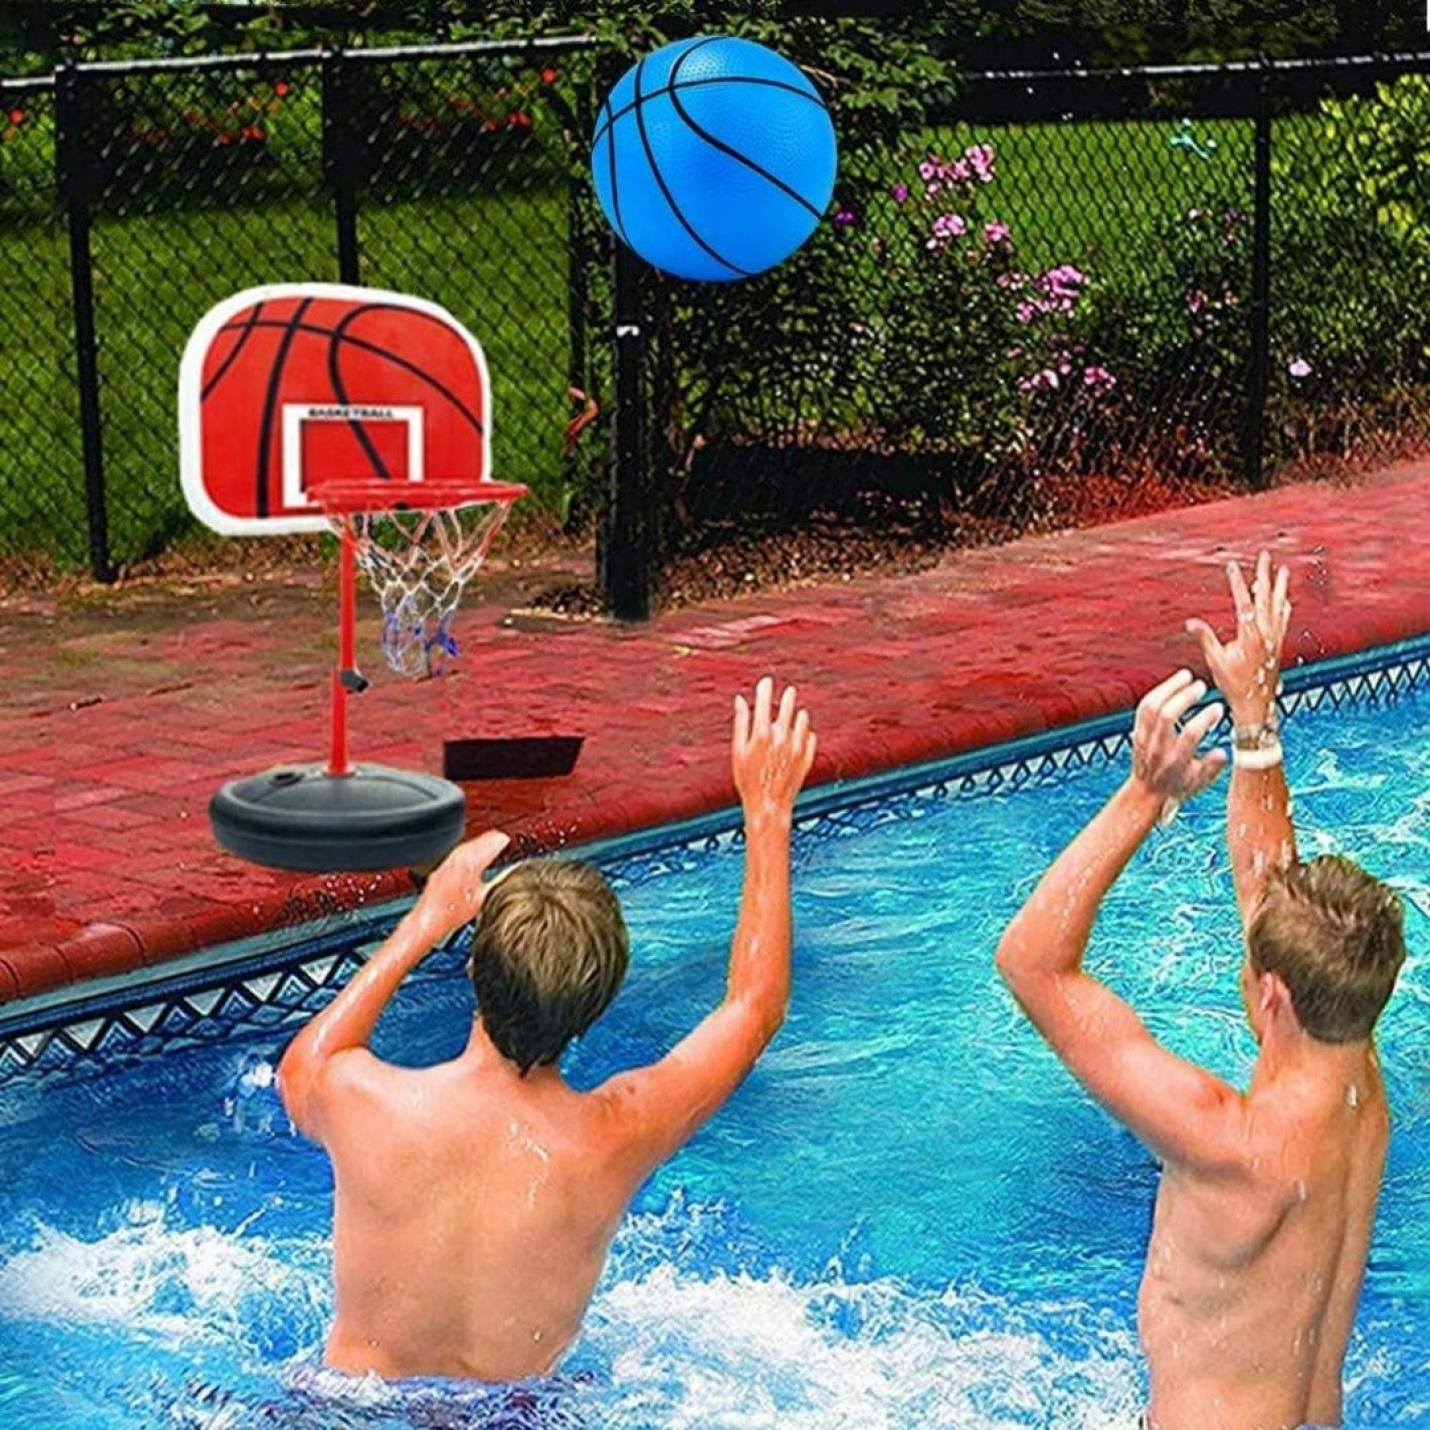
[83,56,335,569]
[3,45,1429,608]
[346,49,588,513]
[619,67,1262,582]
[0,78,85,567]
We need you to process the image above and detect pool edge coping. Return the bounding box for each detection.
[4,630,1427,1063]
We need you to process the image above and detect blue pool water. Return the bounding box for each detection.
[0,686,1425,1428]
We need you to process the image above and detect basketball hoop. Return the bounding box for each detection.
[179,282,532,874]
[312,477,527,680]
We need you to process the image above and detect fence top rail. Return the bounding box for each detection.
[0,74,55,94]
[2,39,1425,91]
[25,31,593,80]
[960,48,1430,85]
[345,34,597,64]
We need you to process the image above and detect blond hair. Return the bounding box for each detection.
[468,859,629,1072]
[1248,855,1406,1043]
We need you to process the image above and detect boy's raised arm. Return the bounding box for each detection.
[277,830,509,1140]
[996,672,1245,1169]
[1186,551,1296,926]
[600,677,816,1167]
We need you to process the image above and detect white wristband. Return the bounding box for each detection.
[1233,739,1283,771]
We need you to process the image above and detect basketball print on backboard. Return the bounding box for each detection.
[179,284,492,535]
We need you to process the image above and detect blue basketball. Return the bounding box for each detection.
[591,35,838,282]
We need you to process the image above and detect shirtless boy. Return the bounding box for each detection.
[996,553,1406,1429]
[278,676,816,1382]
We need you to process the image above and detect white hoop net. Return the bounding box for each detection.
[329,500,515,680]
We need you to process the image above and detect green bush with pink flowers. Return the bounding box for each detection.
[860,144,1125,506]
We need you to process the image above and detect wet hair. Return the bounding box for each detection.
[1248,855,1406,1043]
[468,859,629,1073]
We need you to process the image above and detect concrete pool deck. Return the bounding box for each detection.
[6,461,1429,1005]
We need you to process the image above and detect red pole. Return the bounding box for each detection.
[328,520,357,776]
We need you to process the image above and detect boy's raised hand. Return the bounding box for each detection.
[1185,550,1291,725]
[415,830,511,938]
[732,676,817,821]
[1132,669,1226,804]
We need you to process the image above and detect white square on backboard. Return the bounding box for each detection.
[280,403,425,511]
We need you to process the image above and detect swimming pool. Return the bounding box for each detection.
[1,645,1425,1428]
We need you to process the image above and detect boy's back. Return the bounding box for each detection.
[1139,1047,1388,1428]
[319,1051,640,1381]
[278,678,817,1383]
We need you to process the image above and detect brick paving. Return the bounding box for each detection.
[4,462,1427,1004]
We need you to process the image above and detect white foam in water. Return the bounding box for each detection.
[0,1201,328,1355]
[0,1198,1146,1427]
[575,1200,1144,1429]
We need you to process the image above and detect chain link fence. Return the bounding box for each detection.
[1,74,86,571]
[1,36,597,580]
[600,52,1430,615]
[3,43,1429,611]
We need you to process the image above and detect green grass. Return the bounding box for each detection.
[2,181,579,567]
[0,107,1289,569]
[925,115,1255,274]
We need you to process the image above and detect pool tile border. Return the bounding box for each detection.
[4,635,1427,1085]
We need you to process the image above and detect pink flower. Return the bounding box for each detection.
[890,183,909,203]
[1016,300,1039,324]
[947,158,972,185]
[834,209,858,226]
[918,159,938,181]
[1083,365,1117,391]
[1288,357,1312,378]
[965,142,996,182]
[1019,367,1061,392]
[926,212,967,250]
[983,220,1011,244]
[1186,289,1207,314]
[1041,264,1085,294]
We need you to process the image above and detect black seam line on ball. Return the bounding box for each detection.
[667,38,824,220]
[631,48,751,278]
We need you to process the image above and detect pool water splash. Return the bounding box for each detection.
[0,682,1424,1425]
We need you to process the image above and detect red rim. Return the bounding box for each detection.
[310,477,528,516]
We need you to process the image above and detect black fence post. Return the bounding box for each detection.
[602,239,651,620]
[55,62,113,583]
[323,49,362,285]
[1245,57,1273,491]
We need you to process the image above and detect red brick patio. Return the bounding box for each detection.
[5,461,1428,1005]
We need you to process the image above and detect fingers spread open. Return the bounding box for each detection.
[1273,563,1291,638]
[1178,701,1224,752]
[1143,668,1194,715]
[1184,617,1225,664]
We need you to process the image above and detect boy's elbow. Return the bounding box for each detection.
[994,932,1023,987]
[275,1046,319,1133]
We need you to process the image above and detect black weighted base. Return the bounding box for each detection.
[210,763,467,873]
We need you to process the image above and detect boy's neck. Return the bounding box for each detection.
[1251,1023,1376,1100]
[463,1017,566,1088]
